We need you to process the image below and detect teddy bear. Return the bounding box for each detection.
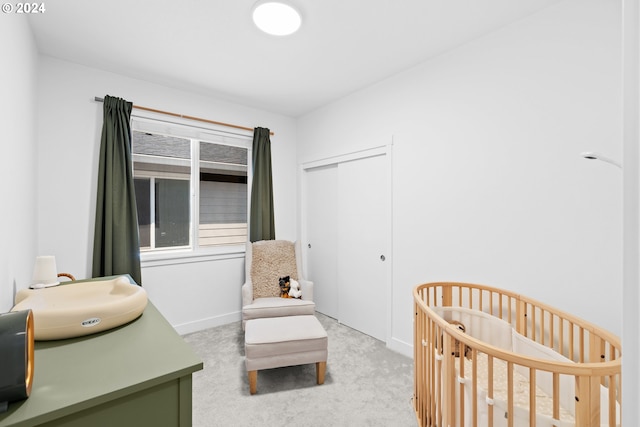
[279,276,291,298]
[448,320,472,359]
[288,279,302,299]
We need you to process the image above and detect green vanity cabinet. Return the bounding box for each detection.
[0,290,203,427]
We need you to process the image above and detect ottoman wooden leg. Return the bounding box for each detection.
[248,370,257,395]
[316,361,326,385]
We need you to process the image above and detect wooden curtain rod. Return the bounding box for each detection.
[94,97,274,136]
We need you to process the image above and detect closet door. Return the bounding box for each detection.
[304,164,339,319]
[304,149,390,342]
[337,154,389,341]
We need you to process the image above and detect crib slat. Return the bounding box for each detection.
[539,308,544,344]
[413,303,418,423]
[418,307,425,425]
[465,286,469,308]
[429,318,434,424]
[472,350,478,427]
[569,322,575,361]
[529,367,537,426]
[549,313,556,350]
[516,300,527,337]
[503,295,507,323]
[413,301,423,420]
[608,374,616,427]
[431,322,438,425]
[488,355,494,427]
[444,336,456,426]
[417,312,422,424]
[558,318,564,357]
[579,327,585,363]
[417,303,424,424]
[417,322,422,425]
[507,361,514,427]
[489,291,494,317]
[469,288,482,311]
[458,352,465,426]
[552,372,560,426]
[435,325,443,427]
[531,306,537,341]
[424,316,429,424]
[427,321,432,424]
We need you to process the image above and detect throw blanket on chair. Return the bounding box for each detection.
[251,240,299,299]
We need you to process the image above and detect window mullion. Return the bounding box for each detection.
[150,177,156,249]
[192,139,200,251]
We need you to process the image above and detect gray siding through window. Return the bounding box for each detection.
[199,181,247,224]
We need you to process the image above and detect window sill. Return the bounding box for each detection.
[140,245,246,268]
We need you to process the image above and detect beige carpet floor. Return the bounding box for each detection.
[183,312,417,427]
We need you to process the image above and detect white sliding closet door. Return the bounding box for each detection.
[304,164,339,319]
[304,149,390,342]
[337,154,389,341]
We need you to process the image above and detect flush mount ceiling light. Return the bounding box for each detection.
[252,1,302,36]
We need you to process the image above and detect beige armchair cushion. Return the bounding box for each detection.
[250,240,298,299]
[242,297,315,324]
[242,240,315,329]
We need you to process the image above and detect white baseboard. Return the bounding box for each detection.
[387,336,413,358]
[174,311,241,336]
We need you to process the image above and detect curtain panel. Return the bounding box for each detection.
[249,127,276,242]
[92,95,142,285]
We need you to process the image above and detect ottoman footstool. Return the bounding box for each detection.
[244,315,328,395]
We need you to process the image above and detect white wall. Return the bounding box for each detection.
[298,0,623,355]
[0,17,39,312]
[35,57,297,332]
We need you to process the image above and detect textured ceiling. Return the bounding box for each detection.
[28,0,564,117]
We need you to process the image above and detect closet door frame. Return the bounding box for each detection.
[300,144,393,344]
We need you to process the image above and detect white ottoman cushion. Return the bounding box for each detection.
[245,315,328,372]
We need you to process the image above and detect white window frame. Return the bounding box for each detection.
[130,113,252,265]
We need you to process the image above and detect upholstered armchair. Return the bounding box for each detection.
[242,240,315,329]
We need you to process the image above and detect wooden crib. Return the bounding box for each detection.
[413,282,621,427]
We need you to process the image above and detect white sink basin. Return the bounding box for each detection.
[11,276,148,340]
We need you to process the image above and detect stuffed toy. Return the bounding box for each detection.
[449,320,472,359]
[435,320,472,360]
[278,276,291,298]
[288,279,302,299]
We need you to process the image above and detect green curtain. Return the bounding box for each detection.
[249,127,275,242]
[92,95,142,285]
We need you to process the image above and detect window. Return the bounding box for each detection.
[131,119,250,254]
[198,141,248,247]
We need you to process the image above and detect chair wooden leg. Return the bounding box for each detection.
[248,370,257,395]
[316,361,326,385]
